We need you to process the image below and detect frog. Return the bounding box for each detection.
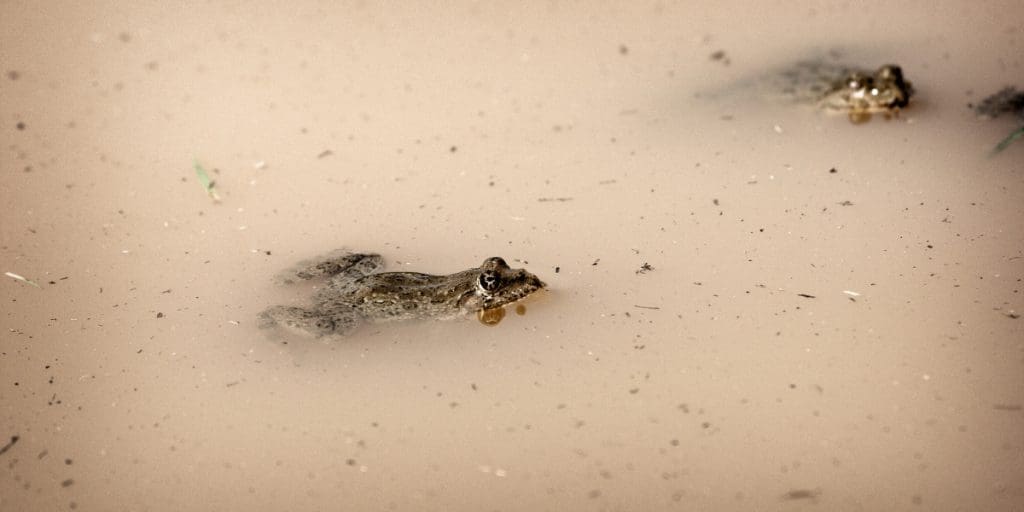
[813,64,913,122]
[701,59,914,123]
[776,61,913,122]
[258,251,546,337]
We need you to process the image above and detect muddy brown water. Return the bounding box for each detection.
[2,1,1022,511]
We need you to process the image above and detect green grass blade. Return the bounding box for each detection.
[193,160,222,201]
[991,126,1024,155]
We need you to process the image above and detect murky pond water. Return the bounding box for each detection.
[2,2,1022,511]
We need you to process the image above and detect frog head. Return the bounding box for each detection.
[820,64,913,122]
[463,256,546,312]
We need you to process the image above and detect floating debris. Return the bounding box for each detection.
[0,435,18,456]
[193,160,221,202]
[709,50,730,65]
[5,271,40,287]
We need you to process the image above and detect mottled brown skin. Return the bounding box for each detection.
[816,64,913,122]
[259,252,545,337]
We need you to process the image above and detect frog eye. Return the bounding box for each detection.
[482,257,508,269]
[478,270,502,293]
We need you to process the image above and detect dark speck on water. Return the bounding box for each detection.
[782,489,821,501]
[0,435,19,456]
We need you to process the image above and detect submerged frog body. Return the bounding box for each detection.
[973,87,1024,120]
[706,60,914,123]
[259,251,546,337]
[972,87,1024,153]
